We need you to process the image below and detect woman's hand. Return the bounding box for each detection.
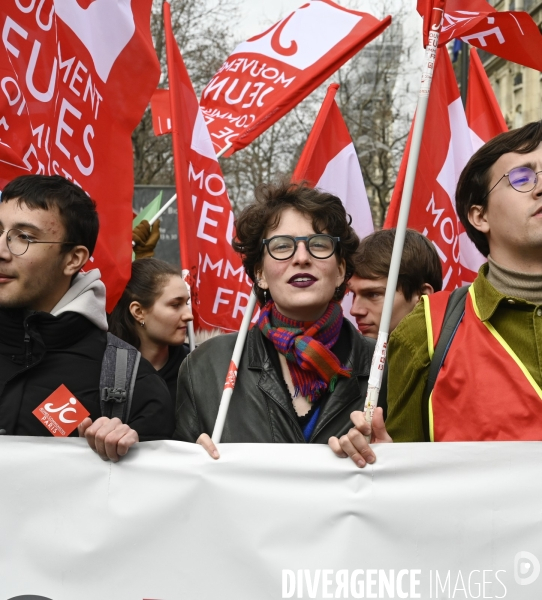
[196,433,220,459]
[328,407,392,468]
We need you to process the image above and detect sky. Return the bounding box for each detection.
[236,0,305,39]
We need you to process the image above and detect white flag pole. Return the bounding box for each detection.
[211,290,258,443]
[363,4,446,431]
[216,141,233,159]
[181,269,196,352]
[131,193,177,247]
[149,193,177,225]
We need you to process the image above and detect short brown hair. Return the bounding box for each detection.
[352,228,442,301]
[233,181,360,305]
[456,121,542,257]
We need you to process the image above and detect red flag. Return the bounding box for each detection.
[421,0,542,71]
[466,48,508,145]
[200,0,391,156]
[164,2,252,332]
[0,0,160,310]
[150,89,172,135]
[417,0,447,48]
[385,48,487,290]
[293,83,374,326]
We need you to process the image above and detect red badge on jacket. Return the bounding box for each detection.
[32,385,90,437]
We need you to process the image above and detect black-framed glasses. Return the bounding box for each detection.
[0,228,74,256]
[261,234,340,260]
[484,166,542,200]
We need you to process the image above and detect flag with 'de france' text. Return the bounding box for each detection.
[0,0,160,309]
[200,0,391,156]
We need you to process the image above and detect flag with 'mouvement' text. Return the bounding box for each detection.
[164,1,251,332]
[292,82,374,324]
[384,46,507,289]
[200,0,391,156]
[0,0,160,309]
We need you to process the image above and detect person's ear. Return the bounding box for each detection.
[336,258,346,287]
[420,283,435,296]
[129,301,145,324]
[256,270,269,290]
[468,204,490,234]
[62,245,89,277]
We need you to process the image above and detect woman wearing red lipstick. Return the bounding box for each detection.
[175,181,384,453]
[109,258,193,407]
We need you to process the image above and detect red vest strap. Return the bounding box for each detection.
[426,291,453,350]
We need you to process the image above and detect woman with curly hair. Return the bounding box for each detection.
[175,181,384,458]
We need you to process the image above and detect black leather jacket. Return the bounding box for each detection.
[175,320,382,444]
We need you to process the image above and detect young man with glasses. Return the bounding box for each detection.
[0,175,173,460]
[330,121,542,465]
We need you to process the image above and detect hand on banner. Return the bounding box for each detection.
[78,417,139,462]
[133,219,161,259]
[196,433,220,459]
[328,408,392,468]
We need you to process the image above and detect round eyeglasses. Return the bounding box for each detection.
[0,228,74,256]
[261,234,340,260]
[484,166,542,199]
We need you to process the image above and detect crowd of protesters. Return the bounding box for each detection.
[0,120,541,467]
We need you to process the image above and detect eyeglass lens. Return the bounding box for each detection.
[508,167,538,192]
[267,235,335,259]
[1,229,30,255]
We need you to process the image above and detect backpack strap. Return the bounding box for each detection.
[100,333,141,423]
[421,286,469,441]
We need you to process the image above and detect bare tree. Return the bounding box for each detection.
[334,1,419,227]
[132,0,239,185]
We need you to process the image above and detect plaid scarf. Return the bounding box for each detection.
[258,301,352,403]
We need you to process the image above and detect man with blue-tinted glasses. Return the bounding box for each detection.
[331,121,542,464]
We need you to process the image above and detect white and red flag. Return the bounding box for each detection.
[418,0,542,71]
[163,1,252,332]
[292,83,373,323]
[200,0,391,156]
[384,46,506,290]
[466,47,508,147]
[0,0,160,309]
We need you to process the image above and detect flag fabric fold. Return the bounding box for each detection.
[385,46,506,290]
[0,0,161,310]
[200,0,392,156]
[164,1,252,332]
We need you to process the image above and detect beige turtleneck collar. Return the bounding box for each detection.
[486,256,542,304]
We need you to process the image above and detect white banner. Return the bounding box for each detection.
[1,438,542,599]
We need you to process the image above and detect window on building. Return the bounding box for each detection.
[514,105,523,129]
[514,72,523,86]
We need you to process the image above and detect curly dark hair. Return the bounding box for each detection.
[456,121,542,257]
[233,180,360,305]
